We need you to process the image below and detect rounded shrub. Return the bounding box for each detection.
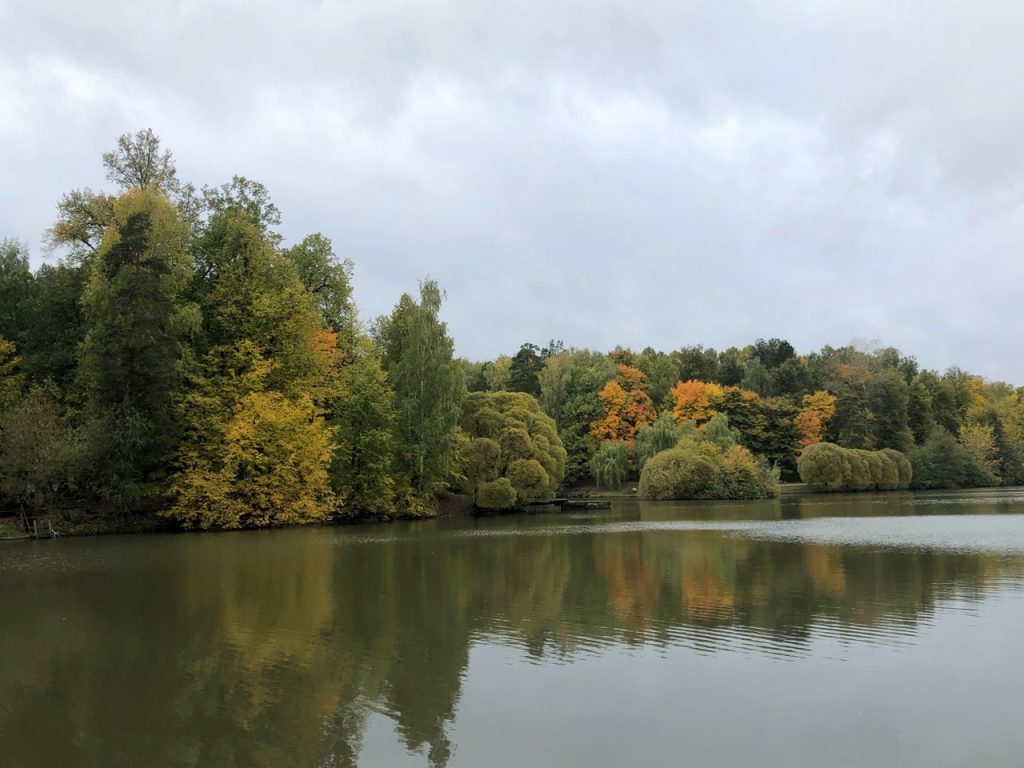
[507,458,551,502]
[460,391,567,508]
[798,442,912,492]
[476,478,517,510]
[879,448,912,489]
[638,446,717,500]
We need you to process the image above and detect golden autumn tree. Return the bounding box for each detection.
[590,364,656,449]
[670,379,726,424]
[795,390,838,452]
[171,391,337,529]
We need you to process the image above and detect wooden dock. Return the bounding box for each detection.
[553,498,612,510]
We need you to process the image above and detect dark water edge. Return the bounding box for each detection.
[2,489,1024,767]
[4,485,1022,540]
[0,492,483,539]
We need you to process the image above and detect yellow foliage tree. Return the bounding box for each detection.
[958,422,1001,481]
[795,390,838,452]
[170,392,337,529]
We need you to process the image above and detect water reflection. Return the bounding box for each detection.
[1,490,1022,767]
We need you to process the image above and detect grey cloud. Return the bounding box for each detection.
[2,0,1022,381]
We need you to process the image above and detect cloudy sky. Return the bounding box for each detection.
[2,0,1022,381]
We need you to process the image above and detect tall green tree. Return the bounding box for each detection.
[509,342,543,396]
[77,187,195,510]
[750,338,796,369]
[636,348,681,409]
[674,345,718,383]
[283,233,355,333]
[907,376,936,445]
[0,238,33,345]
[869,368,914,452]
[378,279,464,501]
[538,351,574,428]
[329,335,397,517]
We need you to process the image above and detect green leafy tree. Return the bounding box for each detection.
[750,338,795,369]
[589,441,628,490]
[673,345,718,383]
[702,413,739,451]
[378,279,464,501]
[978,408,1024,486]
[475,477,517,510]
[638,430,777,501]
[907,376,936,445]
[958,423,1001,482]
[18,261,88,396]
[869,368,914,452]
[829,393,872,449]
[0,238,33,345]
[77,187,195,510]
[329,336,397,517]
[636,348,681,408]
[538,351,573,427]
[909,431,996,489]
[558,351,616,483]
[46,189,117,258]
[634,414,686,470]
[0,387,85,519]
[769,357,810,398]
[482,355,512,392]
[509,342,543,396]
[716,347,744,386]
[283,233,355,333]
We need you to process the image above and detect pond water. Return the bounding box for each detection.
[2,489,1024,767]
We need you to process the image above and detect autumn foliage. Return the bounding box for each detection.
[590,364,656,448]
[795,390,837,452]
[670,380,757,424]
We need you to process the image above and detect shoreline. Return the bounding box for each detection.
[4,484,1020,540]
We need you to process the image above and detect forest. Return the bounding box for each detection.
[1,130,1022,531]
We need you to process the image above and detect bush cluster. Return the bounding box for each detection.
[797,442,912,492]
[638,439,778,501]
[459,391,567,510]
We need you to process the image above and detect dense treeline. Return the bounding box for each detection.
[0,130,463,528]
[1,130,1022,528]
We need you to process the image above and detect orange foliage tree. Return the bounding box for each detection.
[795,390,837,452]
[670,380,741,424]
[590,364,657,448]
[670,380,725,423]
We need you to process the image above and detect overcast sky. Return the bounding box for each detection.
[2,0,1022,381]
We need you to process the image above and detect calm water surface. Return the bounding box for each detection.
[2,489,1024,767]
